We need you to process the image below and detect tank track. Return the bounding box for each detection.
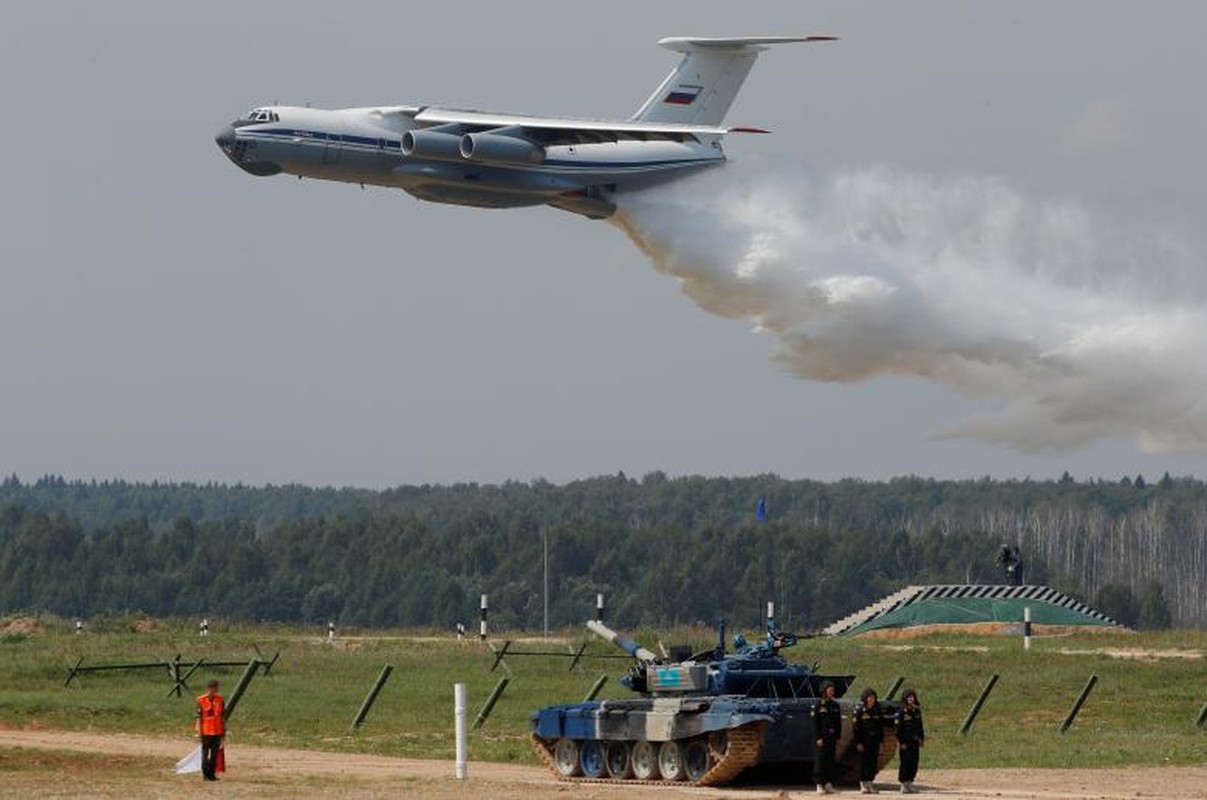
[531,722,765,787]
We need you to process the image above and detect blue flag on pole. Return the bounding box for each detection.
[756,495,767,522]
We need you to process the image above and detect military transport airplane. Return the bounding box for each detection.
[214,36,834,219]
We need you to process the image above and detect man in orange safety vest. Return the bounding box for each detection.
[196,680,225,781]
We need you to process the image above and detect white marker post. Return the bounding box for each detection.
[479,594,488,641]
[1023,606,1033,651]
[596,593,605,623]
[767,601,776,630]
[454,682,468,780]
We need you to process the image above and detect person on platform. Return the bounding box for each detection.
[995,544,1019,585]
[811,680,842,794]
[853,687,884,794]
[196,680,225,781]
[894,688,925,794]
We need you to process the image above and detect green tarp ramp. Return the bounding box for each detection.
[824,585,1123,636]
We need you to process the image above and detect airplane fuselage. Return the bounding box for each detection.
[216,105,726,219]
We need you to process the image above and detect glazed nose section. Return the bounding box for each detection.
[215,123,236,153]
[214,120,283,176]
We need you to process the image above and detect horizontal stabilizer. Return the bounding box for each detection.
[658,35,837,53]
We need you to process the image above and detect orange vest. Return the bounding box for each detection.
[197,693,225,736]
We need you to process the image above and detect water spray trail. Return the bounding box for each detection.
[611,162,1207,453]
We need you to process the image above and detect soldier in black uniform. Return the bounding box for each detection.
[894,688,924,794]
[995,544,1019,585]
[853,687,884,794]
[810,680,842,794]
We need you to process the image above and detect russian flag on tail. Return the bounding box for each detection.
[664,84,703,105]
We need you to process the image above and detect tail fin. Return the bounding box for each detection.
[631,36,836,126]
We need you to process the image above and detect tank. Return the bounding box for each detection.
[530,619,897,786]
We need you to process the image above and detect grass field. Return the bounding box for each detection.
[1,615,1204,769]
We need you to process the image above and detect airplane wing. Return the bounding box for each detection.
[413,107,730,144]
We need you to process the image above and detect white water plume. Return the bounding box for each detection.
[611,162,1207,453]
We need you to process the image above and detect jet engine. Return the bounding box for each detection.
[401,128,464,161]
[459,131,546,165]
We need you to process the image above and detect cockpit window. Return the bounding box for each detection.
[245,108,279,123]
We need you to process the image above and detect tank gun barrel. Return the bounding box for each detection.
[586,620,658,662]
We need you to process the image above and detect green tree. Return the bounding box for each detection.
[301,582,343,623]
[1094,583,1139,628]
[1137,581,1172,630]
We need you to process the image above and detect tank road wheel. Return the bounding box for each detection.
[657,740,686,781]
[684,738,712,783]
[631,741,658,780]
[605,741,633,779]
[579,740,606,778]
[553,738,582,777]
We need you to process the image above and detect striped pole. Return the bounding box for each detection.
[1024,606,1033,651]
[479,594,488,641]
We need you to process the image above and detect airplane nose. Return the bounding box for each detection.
[215,124,236,152]
[215,120,283,176]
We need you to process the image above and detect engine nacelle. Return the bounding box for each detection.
[459,132,546,166]
[401,128,463,161]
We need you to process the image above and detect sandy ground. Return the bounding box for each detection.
[0,728,1203,799]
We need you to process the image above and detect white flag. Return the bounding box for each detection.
[175,745,202,775]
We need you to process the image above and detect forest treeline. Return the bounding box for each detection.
[0,472,1202,629]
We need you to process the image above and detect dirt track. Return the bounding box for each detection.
[0,728,1203,799]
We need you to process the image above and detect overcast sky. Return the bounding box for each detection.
[3,1,1206,488]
